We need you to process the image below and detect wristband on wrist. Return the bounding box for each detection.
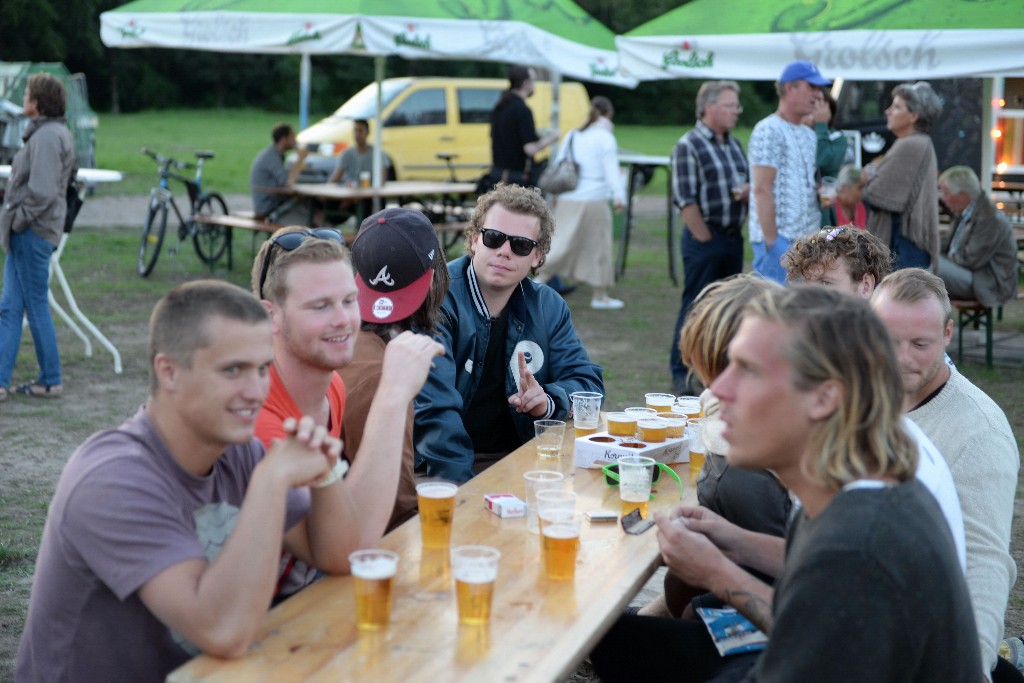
[314,458,349,488]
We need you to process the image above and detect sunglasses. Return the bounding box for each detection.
[257,228,345,299]
[480,228,538,257]
[601,462,684,501]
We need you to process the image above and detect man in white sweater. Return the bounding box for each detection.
[873,268,1019,681]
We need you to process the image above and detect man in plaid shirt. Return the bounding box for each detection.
[669,80,749,394]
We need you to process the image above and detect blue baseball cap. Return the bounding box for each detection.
[779,61,831,86]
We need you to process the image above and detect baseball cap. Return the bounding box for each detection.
[351,207,437,324]
[779,61,831,86]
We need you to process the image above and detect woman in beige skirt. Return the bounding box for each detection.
[537,96,626,310]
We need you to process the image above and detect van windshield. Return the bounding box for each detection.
[331,81,410,120]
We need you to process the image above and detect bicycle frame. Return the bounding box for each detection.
[139,148,230,276]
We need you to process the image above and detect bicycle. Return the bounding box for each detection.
[138,148,230,277]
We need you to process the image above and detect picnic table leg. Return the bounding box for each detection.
[617,163,638,279]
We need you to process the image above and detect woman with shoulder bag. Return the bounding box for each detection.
[0,73,76,400]
[536,96,626,310]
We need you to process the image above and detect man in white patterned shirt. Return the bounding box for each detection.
[748,61,831,284]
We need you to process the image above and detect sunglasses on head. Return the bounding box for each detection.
[258,228,345,299]
[601,462,684,501]
[480,228,538,257]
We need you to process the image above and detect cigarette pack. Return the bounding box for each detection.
[573,432,690,469]
[484,493,526,518]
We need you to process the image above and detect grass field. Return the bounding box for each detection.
[93,107,750,196]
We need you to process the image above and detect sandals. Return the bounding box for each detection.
[13,382,63,398]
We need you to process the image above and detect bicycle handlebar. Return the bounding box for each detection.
[140,147,203,172]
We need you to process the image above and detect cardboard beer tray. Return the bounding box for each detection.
[574,432,690,469]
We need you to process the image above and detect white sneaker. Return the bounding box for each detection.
[591,297,625,310]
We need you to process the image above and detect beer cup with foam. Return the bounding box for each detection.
[349,549,399,630]
[452,545,501,625]
[541,511,582,581]
[417,482,458,548]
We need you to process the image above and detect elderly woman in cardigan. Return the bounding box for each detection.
[860,81,942,271]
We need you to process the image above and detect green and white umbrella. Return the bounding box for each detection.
[616,0,1024,81]
[100,0,635,122]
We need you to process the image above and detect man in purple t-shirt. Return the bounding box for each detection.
[17,281,358,682]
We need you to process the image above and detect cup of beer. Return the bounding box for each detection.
[452,545,501,626]
[624,407,656,438]
[618,455,656,517]
[523,470,565,534]
[637,418,667,443]
[818,176,837,208]
[645,392,675,413]
[687,418,708,487]
[570,391,603,438]
[731,172,748,202]
[349,549,399,631]
[417,481,458,548]
[606,412,638,438]
[536,488,577,539]
[534,419,566,459]
[656,412,687,438]
[674,396,702,419]
[359,170,371,188]
[541,511,582,581]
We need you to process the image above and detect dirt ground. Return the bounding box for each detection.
[1,193,1022,682]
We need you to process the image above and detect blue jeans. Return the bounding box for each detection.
[892,230,931,270]
[0,230,61,387]
[670,229,744,389]
[751,236,793,285]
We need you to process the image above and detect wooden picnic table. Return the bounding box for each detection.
[290,180,477,202]
[168,424,694,683]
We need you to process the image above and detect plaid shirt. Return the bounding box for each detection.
[671,120,748,231]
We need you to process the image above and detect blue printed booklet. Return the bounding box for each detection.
[695,606,769,656]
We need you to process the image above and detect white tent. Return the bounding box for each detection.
[616,0,1024,82]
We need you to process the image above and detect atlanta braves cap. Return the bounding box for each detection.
[779,60,831,86]
[351,207,437,324]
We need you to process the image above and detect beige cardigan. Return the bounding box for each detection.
[863,132,939,271]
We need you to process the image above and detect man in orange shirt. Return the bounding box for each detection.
[250,226,443,597]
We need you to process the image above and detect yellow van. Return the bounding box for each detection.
[297,77,591,182]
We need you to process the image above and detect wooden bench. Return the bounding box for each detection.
[193,213,284,270]
[951,299,994,369]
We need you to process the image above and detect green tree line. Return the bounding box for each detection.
[0,0,775,126]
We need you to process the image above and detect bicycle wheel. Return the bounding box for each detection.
[192,193,230,266]
[138,195,169,277]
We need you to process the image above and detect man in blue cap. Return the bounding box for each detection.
[748,61,832,283]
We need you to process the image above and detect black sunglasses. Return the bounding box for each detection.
[258,228,345,299]
[480,228,538,257]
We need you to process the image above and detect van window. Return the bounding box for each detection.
[386,88,447,127]
[335,80,408,120]
[458,88,501,124]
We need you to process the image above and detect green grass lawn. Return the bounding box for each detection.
[95,109,289,195]
[93,109,744,197]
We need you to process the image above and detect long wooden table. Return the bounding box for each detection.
[169,427,694,682]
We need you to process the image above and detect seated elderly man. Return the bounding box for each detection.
[938,165,1018,307]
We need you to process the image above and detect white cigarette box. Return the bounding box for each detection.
[484,493,526,518]
[574,432,690,469]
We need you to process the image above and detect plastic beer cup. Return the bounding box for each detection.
[417,482,458,548]
[452,546,501,625]
[618,455,655,517]
[541,511,582,581]
[349,549,399,631]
